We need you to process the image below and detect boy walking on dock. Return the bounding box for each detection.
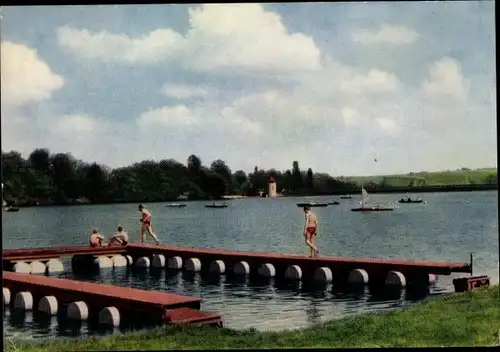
[138,204,160,245]
[303,205,319,258]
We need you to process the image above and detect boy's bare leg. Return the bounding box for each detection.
[311,234,319,257]
[147,227,160,245]
[140,227,146,244]
[305,233,318,257]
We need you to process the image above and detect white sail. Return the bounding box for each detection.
[361,187,369,204]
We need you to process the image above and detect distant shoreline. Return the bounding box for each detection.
[324,183,498,195]
[5,183,497,208]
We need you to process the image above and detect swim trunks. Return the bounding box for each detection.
[306,226,317,235]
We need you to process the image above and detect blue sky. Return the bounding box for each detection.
[1,3,496,176]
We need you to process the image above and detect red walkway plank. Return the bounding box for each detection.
[3,271,200,311]
[127,243,471,274]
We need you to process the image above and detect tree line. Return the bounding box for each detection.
[1,149,359,206]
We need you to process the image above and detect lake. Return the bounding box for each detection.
[2,190,498,341]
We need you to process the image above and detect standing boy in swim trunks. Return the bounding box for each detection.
[138,204,160,245]
[303,205,319,257]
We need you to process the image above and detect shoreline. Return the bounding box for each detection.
[5,184,497,208]
[6,285,499,350]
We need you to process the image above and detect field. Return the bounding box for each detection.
[343,168,497,188]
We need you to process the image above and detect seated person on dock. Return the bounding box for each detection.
[108,226,129,246]
[89,229,105,247]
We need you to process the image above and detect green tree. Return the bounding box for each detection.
[307,168,313,190]
[292,161,302,192]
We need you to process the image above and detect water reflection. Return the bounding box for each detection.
[3,265,450,339]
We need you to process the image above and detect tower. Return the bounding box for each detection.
[268,176,277,198]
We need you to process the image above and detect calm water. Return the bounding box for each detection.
[2,191,498,341]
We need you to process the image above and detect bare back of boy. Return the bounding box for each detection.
[303,206,319,257]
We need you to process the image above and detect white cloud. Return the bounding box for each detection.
[342,107,362,127]
[220,106,263,135]
[352,24,420,44]
[376,117,399,134]
[53,114,102,136]
[422,57,468,99]
[1,41,64,108]
[340,68,400,93]
[183,4,321,72]
[57,26,183,64]
[57,4,321,73]
[137,105,198,128]
[162,84,209,99]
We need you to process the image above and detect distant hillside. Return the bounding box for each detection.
[340,168,497,188]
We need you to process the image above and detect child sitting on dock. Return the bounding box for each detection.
[108,226,129,246]
[89,229,105,247]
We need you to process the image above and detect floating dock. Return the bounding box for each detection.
[2,245,126,261]
[2,244,471,288]
[126,243,471,286]
[2,271,222,327]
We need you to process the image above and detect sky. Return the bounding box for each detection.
[0,2,497,176]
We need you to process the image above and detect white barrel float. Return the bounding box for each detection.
[185,258,201,272]
[136,257,150,268]
[13,262,31,274]
[348,269,369,284]
[233,261,250,275]
[385,271,406,288]
[168,256,183,269]
[258,263,276,278]
[314,267,333,283]
[46,259,64,274]
[38,296,58,315]
[94,256,113,269]
[209,260,225,274]
[98,306,120,327]
[124,255,134,266]
[67,301,89,320]
[151,254,166,268]
[3,288,11,306]
[428,273,437,285]
[14,291,33,310]
[29,261,47,274]
[284,265,302,280]
[111,255,128,268]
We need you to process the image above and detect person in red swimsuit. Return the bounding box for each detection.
[303,205,319,257]
[89,229,105,247]
[139,204,160,245]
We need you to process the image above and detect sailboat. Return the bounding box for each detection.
[351,187,394,212]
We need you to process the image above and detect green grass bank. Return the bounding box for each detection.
[344,168,497,188]
[6,285,499,350]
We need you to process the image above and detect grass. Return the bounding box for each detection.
[5,285,500,350]
[345,168,497,187]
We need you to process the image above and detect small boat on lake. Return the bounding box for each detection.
[4,206,20,212]
[165,203,187,208]
[351,187,394,212]
[328,201,340,205]
[296,202,329,207]
[340,195,352,199]
[398,195,424,204]
[205,202,228,208]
